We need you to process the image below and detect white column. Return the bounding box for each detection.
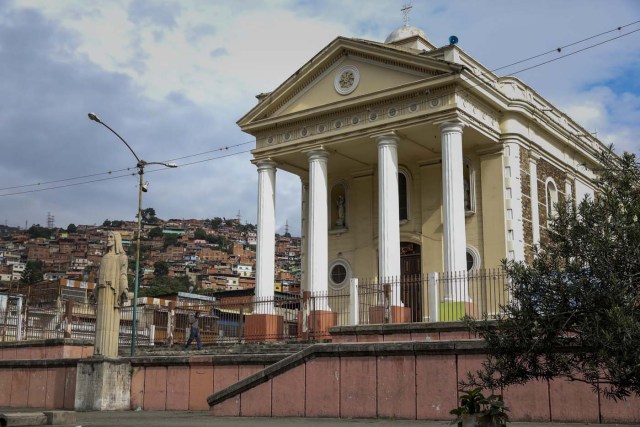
[376,134,401,305]
[307,150,329,310]
[441,122,468,303]
[255,160,276,314]
[529,151,540,249]
[440,122,467,273]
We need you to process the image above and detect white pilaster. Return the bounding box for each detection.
[307,150,329,309]
[255,160,276,314]
[440,122,467,273]
[529,151,541,249]
[504,141,525,262]
[376,134,401,305]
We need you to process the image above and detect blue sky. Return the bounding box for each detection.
[1,0,639,235]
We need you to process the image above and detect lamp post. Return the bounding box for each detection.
[88,112,177,356]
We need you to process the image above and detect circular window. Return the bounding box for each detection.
[368,111,378,121]
[284,132,291,141]
[317,124,326,133]
[351,116,359,125]
[334,120,342,129]
[409,103,418,112]
[388,107,398,117]
[329,260,351,290]
[267,136,274,144]
[300,127,308,137]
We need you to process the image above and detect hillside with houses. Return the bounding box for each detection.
[0,215,301,296]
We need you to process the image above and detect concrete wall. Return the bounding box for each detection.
[129,355,284,412]
[208,341,640,423]
[1,337,639,423]
[0,341,93,360]
[0,359,77,410]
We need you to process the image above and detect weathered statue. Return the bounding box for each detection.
[335,195,345,227]
[91,231,129,357]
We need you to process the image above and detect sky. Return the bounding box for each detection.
[1,0,639,236]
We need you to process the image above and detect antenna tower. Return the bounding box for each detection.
[236,210,242,223]
[47,212,55,229]
[284,220,289,236]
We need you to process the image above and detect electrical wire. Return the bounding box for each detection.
[0,149,253,197]
[2,20,638,197]
[0,140,255,191]
[489,19,640,74]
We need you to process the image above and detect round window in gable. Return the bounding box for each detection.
[329,259,351,290]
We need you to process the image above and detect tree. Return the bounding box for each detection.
[21,260,43,284]
[163,233,179,249]
[208,217,223,229]
[67,223,77,233]
[139,276,191,297]
[468,149,640,400]
[148,227,164,239]
[194,228,208,240]
[153,261,169,277]
[102,219,112,227]
[141,207,159,224]
[27,224,51,239]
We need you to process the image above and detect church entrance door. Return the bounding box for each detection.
[400,242,422,322]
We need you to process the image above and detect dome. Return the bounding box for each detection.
[385,25,429,44]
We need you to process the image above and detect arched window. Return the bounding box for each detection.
[546,178,558,219]
[463,159,476,215]
[398,168,411,222]
[466,246,481,271]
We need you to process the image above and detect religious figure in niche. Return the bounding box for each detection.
[90,231,129,358]
[463,163,472,211]
[335,194,346,227]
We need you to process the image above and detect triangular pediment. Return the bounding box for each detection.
[238,37,459,130]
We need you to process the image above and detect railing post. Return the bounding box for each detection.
[239,305,245,342]
[64,300,74,338]
[148,324,155,346]
[427,272,439,322]
[16,296,24,341]
[349,278,359,325]
[383,283,391,324]
[301,291,310,340]
[166,302,176,346]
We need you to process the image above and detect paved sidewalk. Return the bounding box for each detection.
[71,411,639,427]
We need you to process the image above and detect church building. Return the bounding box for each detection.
[237,19,604,323]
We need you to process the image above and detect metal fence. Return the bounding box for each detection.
[0,269,509,347]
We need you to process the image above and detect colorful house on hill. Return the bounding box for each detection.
[238,21,604,324]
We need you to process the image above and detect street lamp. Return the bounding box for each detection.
[88,112,177,356]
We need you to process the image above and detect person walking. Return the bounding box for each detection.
[184,311,202,350]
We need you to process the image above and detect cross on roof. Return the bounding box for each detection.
[401,3,413,25]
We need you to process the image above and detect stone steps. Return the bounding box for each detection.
[124,342,313,358]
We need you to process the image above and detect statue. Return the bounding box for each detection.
[90,231,129,357]
[335,195,345,227]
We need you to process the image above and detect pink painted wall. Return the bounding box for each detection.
[208,351,640,423]
[0,366,76,410]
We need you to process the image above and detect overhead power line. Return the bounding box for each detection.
[0,148,253,197]
[0,140,254,191]
[2,20,638,197]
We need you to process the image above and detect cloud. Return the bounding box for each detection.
[1,0,639,236]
